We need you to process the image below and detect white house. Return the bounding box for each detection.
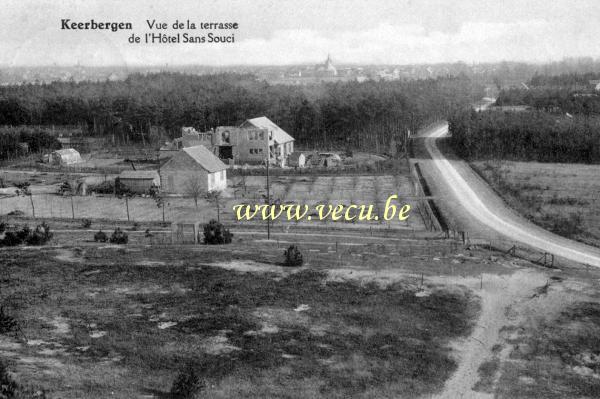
[159,145,227,194]
[240,116,295,166]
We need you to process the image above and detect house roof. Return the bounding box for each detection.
[242,117,294,144]
[182,145,227,173]
[53,148,80,156]
[119,170,160,180]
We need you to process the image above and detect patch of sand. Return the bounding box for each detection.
[209,260,298,274]
[201,335,241,355]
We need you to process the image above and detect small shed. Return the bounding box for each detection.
[287,152,306,168]
[316,152,342,168]
[50,149,82,165]
[118,170,160,194]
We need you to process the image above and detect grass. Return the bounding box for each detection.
[496,302,600,398]
[471,160,600,247]
[0,241,479,398]
[0,173,423,230]
[473,358,500,393]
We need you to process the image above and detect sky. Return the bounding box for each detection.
[2,0,600,66]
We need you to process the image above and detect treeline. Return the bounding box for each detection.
[495,88,600,115]
[0,72,483,151]
[448,110,600,163]
[495,72,600,115]
[0,126,61,160]
[529,72,600,88]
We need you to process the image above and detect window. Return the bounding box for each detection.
[259,131,265,140]
[258,148,263,153]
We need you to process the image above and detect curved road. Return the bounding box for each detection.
[422,123,600,268]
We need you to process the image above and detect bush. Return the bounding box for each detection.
[109,228,128,244]
[16,226,31,242]
[203,220,233,245]
[0,360,18,398]
[94,230,108,243]
[0,306,18,335]
[0,359,46,399]
[88,180,114,194]
[284,245,304,267]
[1,231,23,247]
[0,225,30,247]
[0,223,5,233]
[81,219,92,228]
[171,366,205,398]
[25,223,52,246]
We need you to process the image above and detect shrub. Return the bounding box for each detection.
[88,180,114,194]
[170,366,205,398]
[0,361,18,398]
[16,226,31,242]
[1,231,22,247]
[109,228,128,244]
[284,245,304,267]
[81,219,92,228]
[0,306,18,335]
[0,360,46,399]
[0,222,5,233]
[25,223,52,246]
[203,220,233,245]
[0,225,31,247]
[94,230,108,243]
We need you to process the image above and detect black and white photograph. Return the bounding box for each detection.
[0,1,599,397]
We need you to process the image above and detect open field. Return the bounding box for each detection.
[0,238,480,398]
[0,174,424,231]
[0,217,599,397]
[471,161,600,248]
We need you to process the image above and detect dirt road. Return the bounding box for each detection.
[428,269,549,399]
[420,124,600,267]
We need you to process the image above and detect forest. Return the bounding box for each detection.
[448,109,600,163]
[0,126,60,161]
[0,72,483,157]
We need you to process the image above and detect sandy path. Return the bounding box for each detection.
[428,269,548,399]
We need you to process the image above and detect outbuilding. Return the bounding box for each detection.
[160,145,227,194]
[50,149,82,165]
[117,170,160,194]
[287,152,306,168]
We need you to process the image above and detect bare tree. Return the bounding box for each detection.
[15,182,35,218]
[207,190,222,222]
[184,176,204,208]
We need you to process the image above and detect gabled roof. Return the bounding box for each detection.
[119,170,160,180]
[53,148,80,156]
[182,145,227,173]
[242,116,294,143]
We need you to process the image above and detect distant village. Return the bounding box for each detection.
[7,55,600,86]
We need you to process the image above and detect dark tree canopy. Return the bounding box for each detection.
[0,72,483,155]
